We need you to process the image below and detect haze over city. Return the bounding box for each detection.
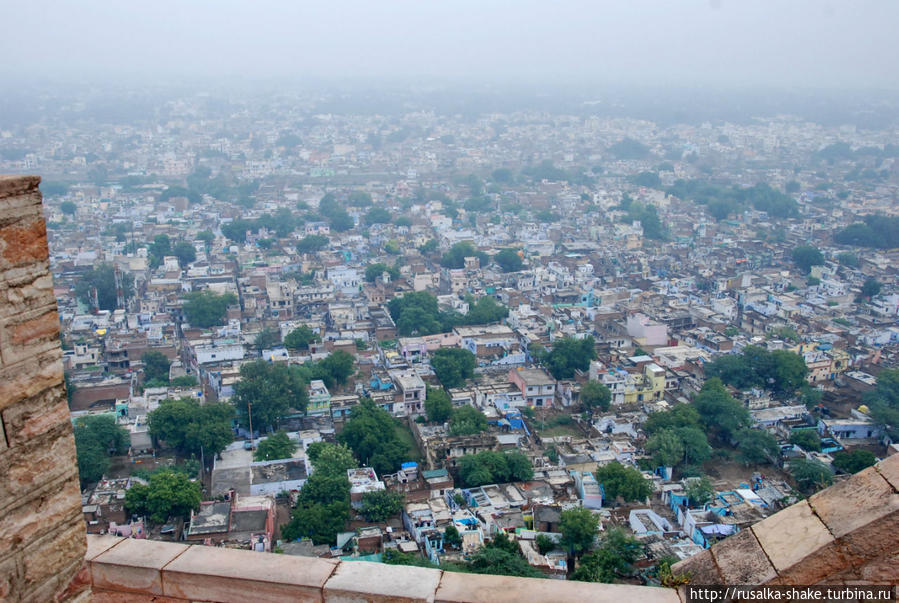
[3,0,898,89]
[0,2,898,600]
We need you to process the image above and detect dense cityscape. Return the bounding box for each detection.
[2,80,896,586]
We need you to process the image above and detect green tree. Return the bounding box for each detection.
[181,290,237,328]
[60,200,77,216]
[339,399,407,475]
[306,442,358,477]
[450,405,488,435]
[74,430,109,485]
[328,209,354,232]
[645,429,685,468]
[441,241,488,269]
[148,234,172,268]
[73,414,129,486]
[790,459,834,495]
[571,527,642,583]
[233,361,309,431]
[317,350,356,386]
[364,207,392,225]
[789,430,821,452]
[388,291,446,336]
[148,398,235,457]
[559,507,599,570]
[685,477,715,506]
[865,368,899,440]
[197,230,214,251]
[431,348,477,388]
[580,381,611,412]
[467,545,542,578]
[595,461,651,503]
[444,525,463,549]
[425,387,453,423]
[364,263,400,282]
[692,378,751,441]
[74,264,134,311]
[281,499,350,545]
[504,451,534,482]
[831,449,877,474]
[284,325,320,351]
[141,350,171,383]
[494,249,524,272]
[253,327,280,352]
[644,404,701,434]
[535,534,556,555]
[792,245,824,274]
[172,241,197,268]
[544,337,596,379]
[573,529,639,582]
[125,468,202,524]
[734,428,779,465]
[360,490,405,522]
[254,431,297,461]
[296,234,329,254]
[836,252,858,267]
[462,296,509,326]
[860,278,882,301]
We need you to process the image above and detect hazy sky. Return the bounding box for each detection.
[3,0,897,89]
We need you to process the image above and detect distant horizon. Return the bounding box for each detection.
[2,1,898,91]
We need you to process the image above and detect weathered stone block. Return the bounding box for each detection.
[324,560,441,603]
[671,548,723,585]
[164,544,337,602]
[710,529,778,585]
[0,346,64,411]
[0,175,40,199]
[0,303,60,366]
[809,467,899,539]
[751,500,834,574]
[875,454,899,493]
[0,476,82,551]
[0,425,78,511]
[85,534,126,561]
[1,383,69,445]
[435,571,680,603]
[92,538,188,596]
[0,216,49,270]
[21,520,86,597]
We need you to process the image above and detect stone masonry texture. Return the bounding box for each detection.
[0,175,87,602]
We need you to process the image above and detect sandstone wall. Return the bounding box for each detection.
[0,175,88,601]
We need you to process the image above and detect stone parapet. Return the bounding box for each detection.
[673,454,899,587]
[0,175,87,602]
[83,535,681,603]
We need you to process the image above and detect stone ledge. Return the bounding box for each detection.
[163,544,338,602]
[435,571,680,603]
[85,536,683,603]
[324,559,441,602]
[0,175,41,200]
